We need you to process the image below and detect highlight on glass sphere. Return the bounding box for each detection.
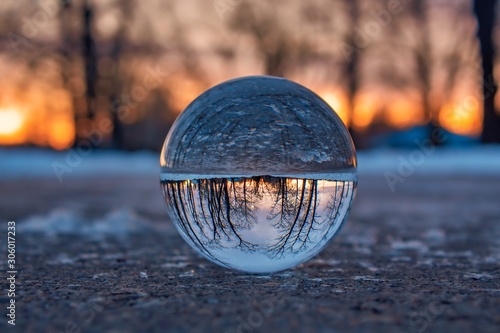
[160,76,357,273]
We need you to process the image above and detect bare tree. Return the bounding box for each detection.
[377,0,471,139]
[229,1,315,77]
[228,1,290,77]
[341,0,361,139]
[59,0,97,146]
[162,176,355,259]
[474,0,500,143]
[411,1,433,122]
[58,0,169,149]
[82,0,98,123]
[58,1,83,143]
[109,1,135,149]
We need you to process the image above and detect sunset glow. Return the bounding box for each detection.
[0,0,490,153]
[0,85,485,151]
[439,99,482,137]
[167,75,207,115]
[0,106,74,150]
[320,91,350,127]
[48,118,75,150]
[385,99,423,129]
[352,94,378,130]
[0,109,24,135]
[0,109,26,145]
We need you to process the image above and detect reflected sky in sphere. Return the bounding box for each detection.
[162,176,356,273]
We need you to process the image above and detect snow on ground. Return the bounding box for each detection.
[18,207,162,238]
[0,148,159,180]
[2,145,499,239]
[1,145,500,180]
[357,145,500,176]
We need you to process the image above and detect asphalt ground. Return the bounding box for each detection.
[0,173,499,333]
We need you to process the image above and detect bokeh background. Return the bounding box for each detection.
[1,2,500,333]
[1,0,500,152]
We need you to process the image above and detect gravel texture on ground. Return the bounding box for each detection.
[0,173,499,333]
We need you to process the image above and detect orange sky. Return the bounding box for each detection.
[0,80,483,150]
[0,0,486,149]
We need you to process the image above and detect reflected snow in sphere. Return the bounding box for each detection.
[160,76,357,273]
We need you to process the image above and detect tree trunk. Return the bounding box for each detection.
[474,0,500,143]
[83,0,97,123]
[59,1,81,146]
[344,0,360,145]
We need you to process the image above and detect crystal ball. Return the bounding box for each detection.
[160,76,357,273]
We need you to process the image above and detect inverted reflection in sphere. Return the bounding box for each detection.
[161,76,357,273]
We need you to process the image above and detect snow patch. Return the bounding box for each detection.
[309,258,342,266]
[357,146,500,176]
[353,276,385,282]
[463,272,494,280]
[19,208,151,238]
[358,261,379,272]
[391,239,429,253]
[48,253,75,265]
[93,273,112,279]
[423,229,446,244]
[179,270,196,278]
[0,149,158,180]
[161,262,189,268]
[2,145,500,180]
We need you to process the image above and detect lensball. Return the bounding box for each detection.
[160,76,357,273]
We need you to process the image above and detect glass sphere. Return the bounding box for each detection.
[160,76,357,273]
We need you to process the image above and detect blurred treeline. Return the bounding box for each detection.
[0,0,499,151]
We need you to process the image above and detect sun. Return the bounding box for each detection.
[0,109,24,136]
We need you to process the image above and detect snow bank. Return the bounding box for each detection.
[357,146,500,176]
[0,148,158,179]
[18,208,156,237]
[1,145,500,180]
